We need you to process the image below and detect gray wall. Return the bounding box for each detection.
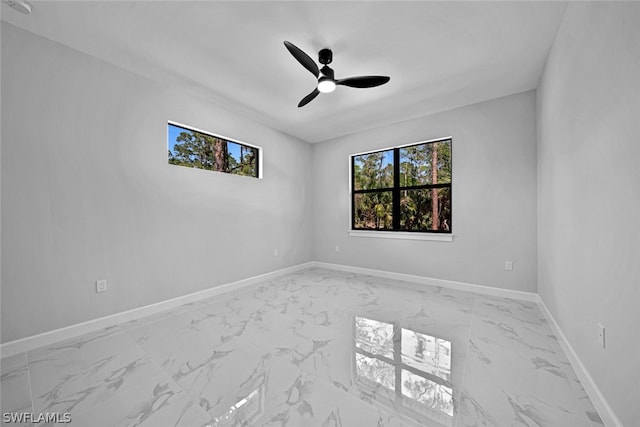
[312,91,538,292]
[1,24,313,343]
[537,3,640,425]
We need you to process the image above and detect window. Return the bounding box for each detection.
[167,122,260,178]
[351,138,451,233]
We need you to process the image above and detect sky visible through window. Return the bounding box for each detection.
[168,124,244,161]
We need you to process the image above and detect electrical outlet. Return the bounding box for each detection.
[96,279,107,293]
[505,261,513,271]
[274,249,279,257]
[335,245,340,252]
[598,323,605,349]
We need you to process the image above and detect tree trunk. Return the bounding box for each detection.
[431,145,439,230]
[213,137,227,172]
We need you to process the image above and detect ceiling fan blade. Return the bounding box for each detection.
[298,88,320,107]
[336,76,390,88]
[284,41,319,78]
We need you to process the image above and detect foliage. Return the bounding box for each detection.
[168,128,257,178]
[353,141,451,231]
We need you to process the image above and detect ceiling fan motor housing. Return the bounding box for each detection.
[320,65,334,79]
[319,48,333,65]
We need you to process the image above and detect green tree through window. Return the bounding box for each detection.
[352,139,451,232]
[168,123,259,178]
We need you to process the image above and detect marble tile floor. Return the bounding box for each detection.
[0,268,604,427]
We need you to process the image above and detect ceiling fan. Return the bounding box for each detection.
[284,41,390,107]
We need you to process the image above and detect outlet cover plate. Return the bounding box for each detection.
[96,280,107,293]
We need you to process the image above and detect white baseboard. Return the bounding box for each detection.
[0,262,313,358]
[311,261,538,302]
[537,296,622,427]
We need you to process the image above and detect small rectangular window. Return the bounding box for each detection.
[351,138,451,233]
[167,122,260,178]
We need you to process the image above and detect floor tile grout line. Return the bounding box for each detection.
[454,291,478,427]
[120,304,280,423]
[24,351,36,420]
[37,330,183,424]
[49,330,212,425]
[123,327,212,422]
[532,306,603,426]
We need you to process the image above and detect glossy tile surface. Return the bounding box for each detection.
[1,268,603,426]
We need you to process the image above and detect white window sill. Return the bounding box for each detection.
[348,230,453,241]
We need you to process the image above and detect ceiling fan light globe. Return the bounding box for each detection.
[318,78,336,93]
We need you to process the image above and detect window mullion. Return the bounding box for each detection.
[392,148,400,230]
[397,183,451,192]
[353,187,395,194]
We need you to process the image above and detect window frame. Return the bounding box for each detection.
[350,137,452,235]
[167,120,263,179]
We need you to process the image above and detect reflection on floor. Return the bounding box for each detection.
[0,268,603,426]
[355,316,454,425]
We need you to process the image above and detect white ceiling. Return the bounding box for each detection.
[1,1,567,143]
